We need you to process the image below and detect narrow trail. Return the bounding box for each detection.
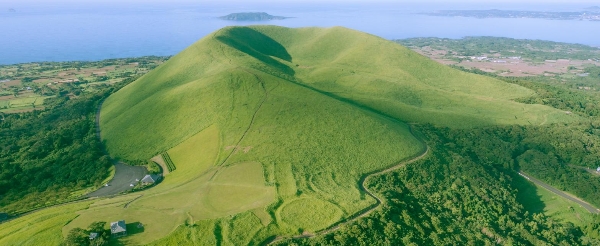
[208,69,269,181]
[207,37,270,181]
[123,195,144,208]
[215,70,268,168]
[265,125,429,245]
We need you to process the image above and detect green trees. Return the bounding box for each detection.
[64,221,109,246]
[65,228,89,246]
[288,123,598,245]
[0,91,111,214]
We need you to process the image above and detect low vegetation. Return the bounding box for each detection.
[0,202,93,246]
[161,152,176,172]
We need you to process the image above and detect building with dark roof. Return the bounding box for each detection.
[110,220,127,237]
[141,174,161,185]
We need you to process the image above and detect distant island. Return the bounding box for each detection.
[218,12,290,21]
[422,9,600,21]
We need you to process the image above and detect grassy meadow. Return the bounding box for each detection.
[0,26,582,245]
[0,202,93,246]
[515,175,595,227]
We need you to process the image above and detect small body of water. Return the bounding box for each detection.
[1,2,599,65]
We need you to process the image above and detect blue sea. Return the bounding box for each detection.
[1,1,599,65]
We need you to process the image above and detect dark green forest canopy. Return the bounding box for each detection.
[0,84,122,215]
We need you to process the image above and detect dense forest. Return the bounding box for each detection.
[0,81,131,215]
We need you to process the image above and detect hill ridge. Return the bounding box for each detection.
[93,25,576,244]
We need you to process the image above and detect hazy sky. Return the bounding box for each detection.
[1,0,598,3]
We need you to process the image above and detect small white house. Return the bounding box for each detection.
[596,167,600,172]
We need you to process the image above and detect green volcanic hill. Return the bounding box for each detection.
[101,26,573,161]
[61,26,577,244]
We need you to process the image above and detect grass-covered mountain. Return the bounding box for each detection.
[101,26,572,161]
[0,26,588,245]
[86,26,574,244]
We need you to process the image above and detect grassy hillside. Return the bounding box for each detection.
[91,26,577,244]
[100,26,574,161]
[0,26,579,245]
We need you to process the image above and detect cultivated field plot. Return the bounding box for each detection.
[0,95,47,113]
[399,37,600,77]
[0,57,167,113]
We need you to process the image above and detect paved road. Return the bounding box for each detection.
[519,172,599,214]
[86,162,147,198]
[86,99,147,198]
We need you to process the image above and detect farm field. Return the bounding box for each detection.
[0,95,47,113]
[397,37,600,78]
[0,56,167,113]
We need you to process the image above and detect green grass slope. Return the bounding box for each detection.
[100,25,575,161]
[252,26,575,127]
[91,25,575,244]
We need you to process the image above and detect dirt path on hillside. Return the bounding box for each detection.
[208,68,269,182]
[519,172,599,214]
[264,125,429,245]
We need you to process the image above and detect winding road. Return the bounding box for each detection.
[519,172,599,214]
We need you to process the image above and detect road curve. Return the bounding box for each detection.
[86,99,146,197]
[265,125,429,245]
[85,162,147,198]
[519,172,599,214]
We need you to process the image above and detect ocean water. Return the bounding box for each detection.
[1,2,599,65]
